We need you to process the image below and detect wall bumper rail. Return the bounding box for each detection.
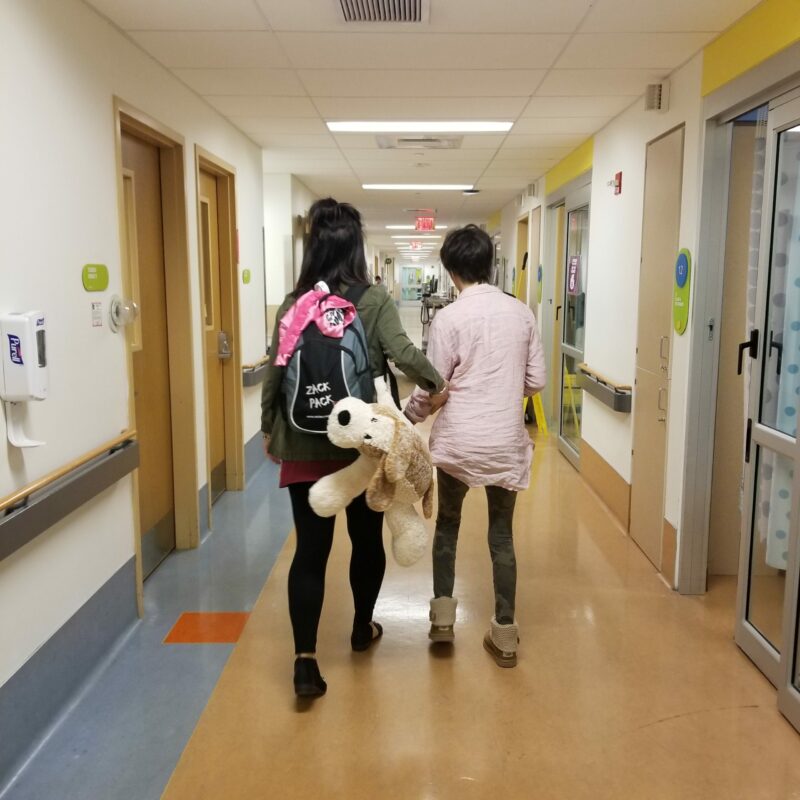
[0,433,139,562]
[242,357,269,387]
[578,363,632,413]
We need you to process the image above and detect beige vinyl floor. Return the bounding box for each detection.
[161,429,800,800]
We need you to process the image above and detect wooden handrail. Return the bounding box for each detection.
[0,430,137,514]
[578,363,631,392]
[242,355,269,370]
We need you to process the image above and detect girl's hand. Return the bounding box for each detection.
[429,382,449,412]
[263,435,280,464]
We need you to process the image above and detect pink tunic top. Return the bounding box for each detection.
[405,284,546,492]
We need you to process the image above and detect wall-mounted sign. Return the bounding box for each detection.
[91,302,103,327]
[82,264,109,292]
[614,171,622,195]
[415,216,435,232]
[567,256,580,295]
[673,249,691,335]
[537,264,543,304]
[410,241,423,251]
[242,268,252,285]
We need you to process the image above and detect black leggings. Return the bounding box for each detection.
[287,483,385,654]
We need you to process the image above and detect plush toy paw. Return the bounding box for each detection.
[308,474,350,518]
[385,504,428,567]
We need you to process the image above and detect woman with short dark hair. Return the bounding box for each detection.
[261,197,448,698]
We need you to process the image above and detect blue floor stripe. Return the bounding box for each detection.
[1,460,290,800]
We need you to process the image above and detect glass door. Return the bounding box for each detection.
[558,196,590,464]
[736,93,800,733]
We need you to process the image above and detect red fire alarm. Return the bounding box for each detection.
[614,171,622,195]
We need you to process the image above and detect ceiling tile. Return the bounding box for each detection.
[342,149,499,163]
[312,97,529,119]
[502,134,587,149]
[475,176,536,189]
[299,70,546,98]
[229,117,330,136]
[494,146,574,161]
[555,32,714,69]
[257,0,592,32]
[84,0,268,30]
[581,0,760,33]
[276,33,568,69]
[483,162,557,176]
[536,69,668,96]
[250,134,338,148]
[262,149,345,166]
[511,116,610,134]
[173,69,306,96]
[204,96,320,117]
[128,32,290,69]
[520,95,635,118]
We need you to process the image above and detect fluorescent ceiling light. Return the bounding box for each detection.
[385,224,448,230]
[391,234,442,239]
[329,121,513,133]
[364,184,473,191]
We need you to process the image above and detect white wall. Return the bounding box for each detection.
[0,0,264,687]
[582,54,704,531]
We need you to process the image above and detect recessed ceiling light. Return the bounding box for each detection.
[385,225,448,230]
[462,189,481,196]
[328,121,513,133]
[364,184,473,191]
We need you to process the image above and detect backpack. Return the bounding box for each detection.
[282,285,375,435]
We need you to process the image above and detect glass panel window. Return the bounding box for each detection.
[560,353,582,452]
[759,125,800,437]
[563,206,589,351]
[747,447,793,652]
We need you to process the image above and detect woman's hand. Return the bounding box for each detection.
[429,382,449,412]
[262,434,280,464]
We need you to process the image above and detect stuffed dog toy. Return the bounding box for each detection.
[309,380,434,566]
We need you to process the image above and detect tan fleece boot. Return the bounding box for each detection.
[428,596,457,642]
[483,618,519,668]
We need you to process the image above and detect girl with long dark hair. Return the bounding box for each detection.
[261,198,448,698]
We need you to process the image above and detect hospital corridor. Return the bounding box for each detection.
[3,1,800,798]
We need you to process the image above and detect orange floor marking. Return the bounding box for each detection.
[164,612,250,645]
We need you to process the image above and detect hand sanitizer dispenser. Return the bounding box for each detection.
[1,311,47,447]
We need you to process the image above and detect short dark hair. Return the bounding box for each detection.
[439,224,493,284]
[295,198,369,294]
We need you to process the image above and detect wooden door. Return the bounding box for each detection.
[516,216,529,302]
[121,132,176,577]
[708,123,756,576]
[528,206,541,315]
[630,127,684,569]
[199,168,228,503]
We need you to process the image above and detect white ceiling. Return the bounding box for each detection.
[86,0,761,260]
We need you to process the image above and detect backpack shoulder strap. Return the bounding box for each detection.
[344,283,370,307]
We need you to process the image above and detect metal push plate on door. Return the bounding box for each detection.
[217,331,232,360]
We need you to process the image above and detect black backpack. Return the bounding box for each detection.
[282,285,375,435]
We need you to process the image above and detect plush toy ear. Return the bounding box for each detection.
[384,418,414,483]
[367,456,396,512]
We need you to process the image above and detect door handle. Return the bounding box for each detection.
[556,305,562,321]
[768,330,783,376]
[737,329,759,375]
[659,335,670,361]
[657,387,667,422]
[217,330,232,360]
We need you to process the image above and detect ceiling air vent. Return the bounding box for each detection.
[376,135,462,150]
[339,0,430,23]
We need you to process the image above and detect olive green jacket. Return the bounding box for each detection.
[261,285,444,462]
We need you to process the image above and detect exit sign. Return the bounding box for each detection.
[410,241,423,250]
[415,216,435,231]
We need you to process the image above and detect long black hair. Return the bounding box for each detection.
[294,198,370,295]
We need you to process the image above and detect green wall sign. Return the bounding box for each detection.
[82,263,109,292]
[673,249,691,335]
[242,268,252,285]
[536,264,543,304]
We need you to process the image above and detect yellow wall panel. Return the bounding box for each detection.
[544,137,594,196]
[702,0,800,96]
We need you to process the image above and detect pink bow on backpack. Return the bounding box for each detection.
[274,282,357,366]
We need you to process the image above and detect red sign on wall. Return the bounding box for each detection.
[415,216,435,231]
[410,241,423,251]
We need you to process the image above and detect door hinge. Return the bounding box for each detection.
[707,318,715,341]
[745,418,753,464]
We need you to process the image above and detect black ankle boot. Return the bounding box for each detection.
[294,657,327,697]
[351,621,384,652]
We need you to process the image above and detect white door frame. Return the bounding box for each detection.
[678,57,800,595]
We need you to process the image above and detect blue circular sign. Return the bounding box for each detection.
[537,265,543,283]
[676,252,689,289]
